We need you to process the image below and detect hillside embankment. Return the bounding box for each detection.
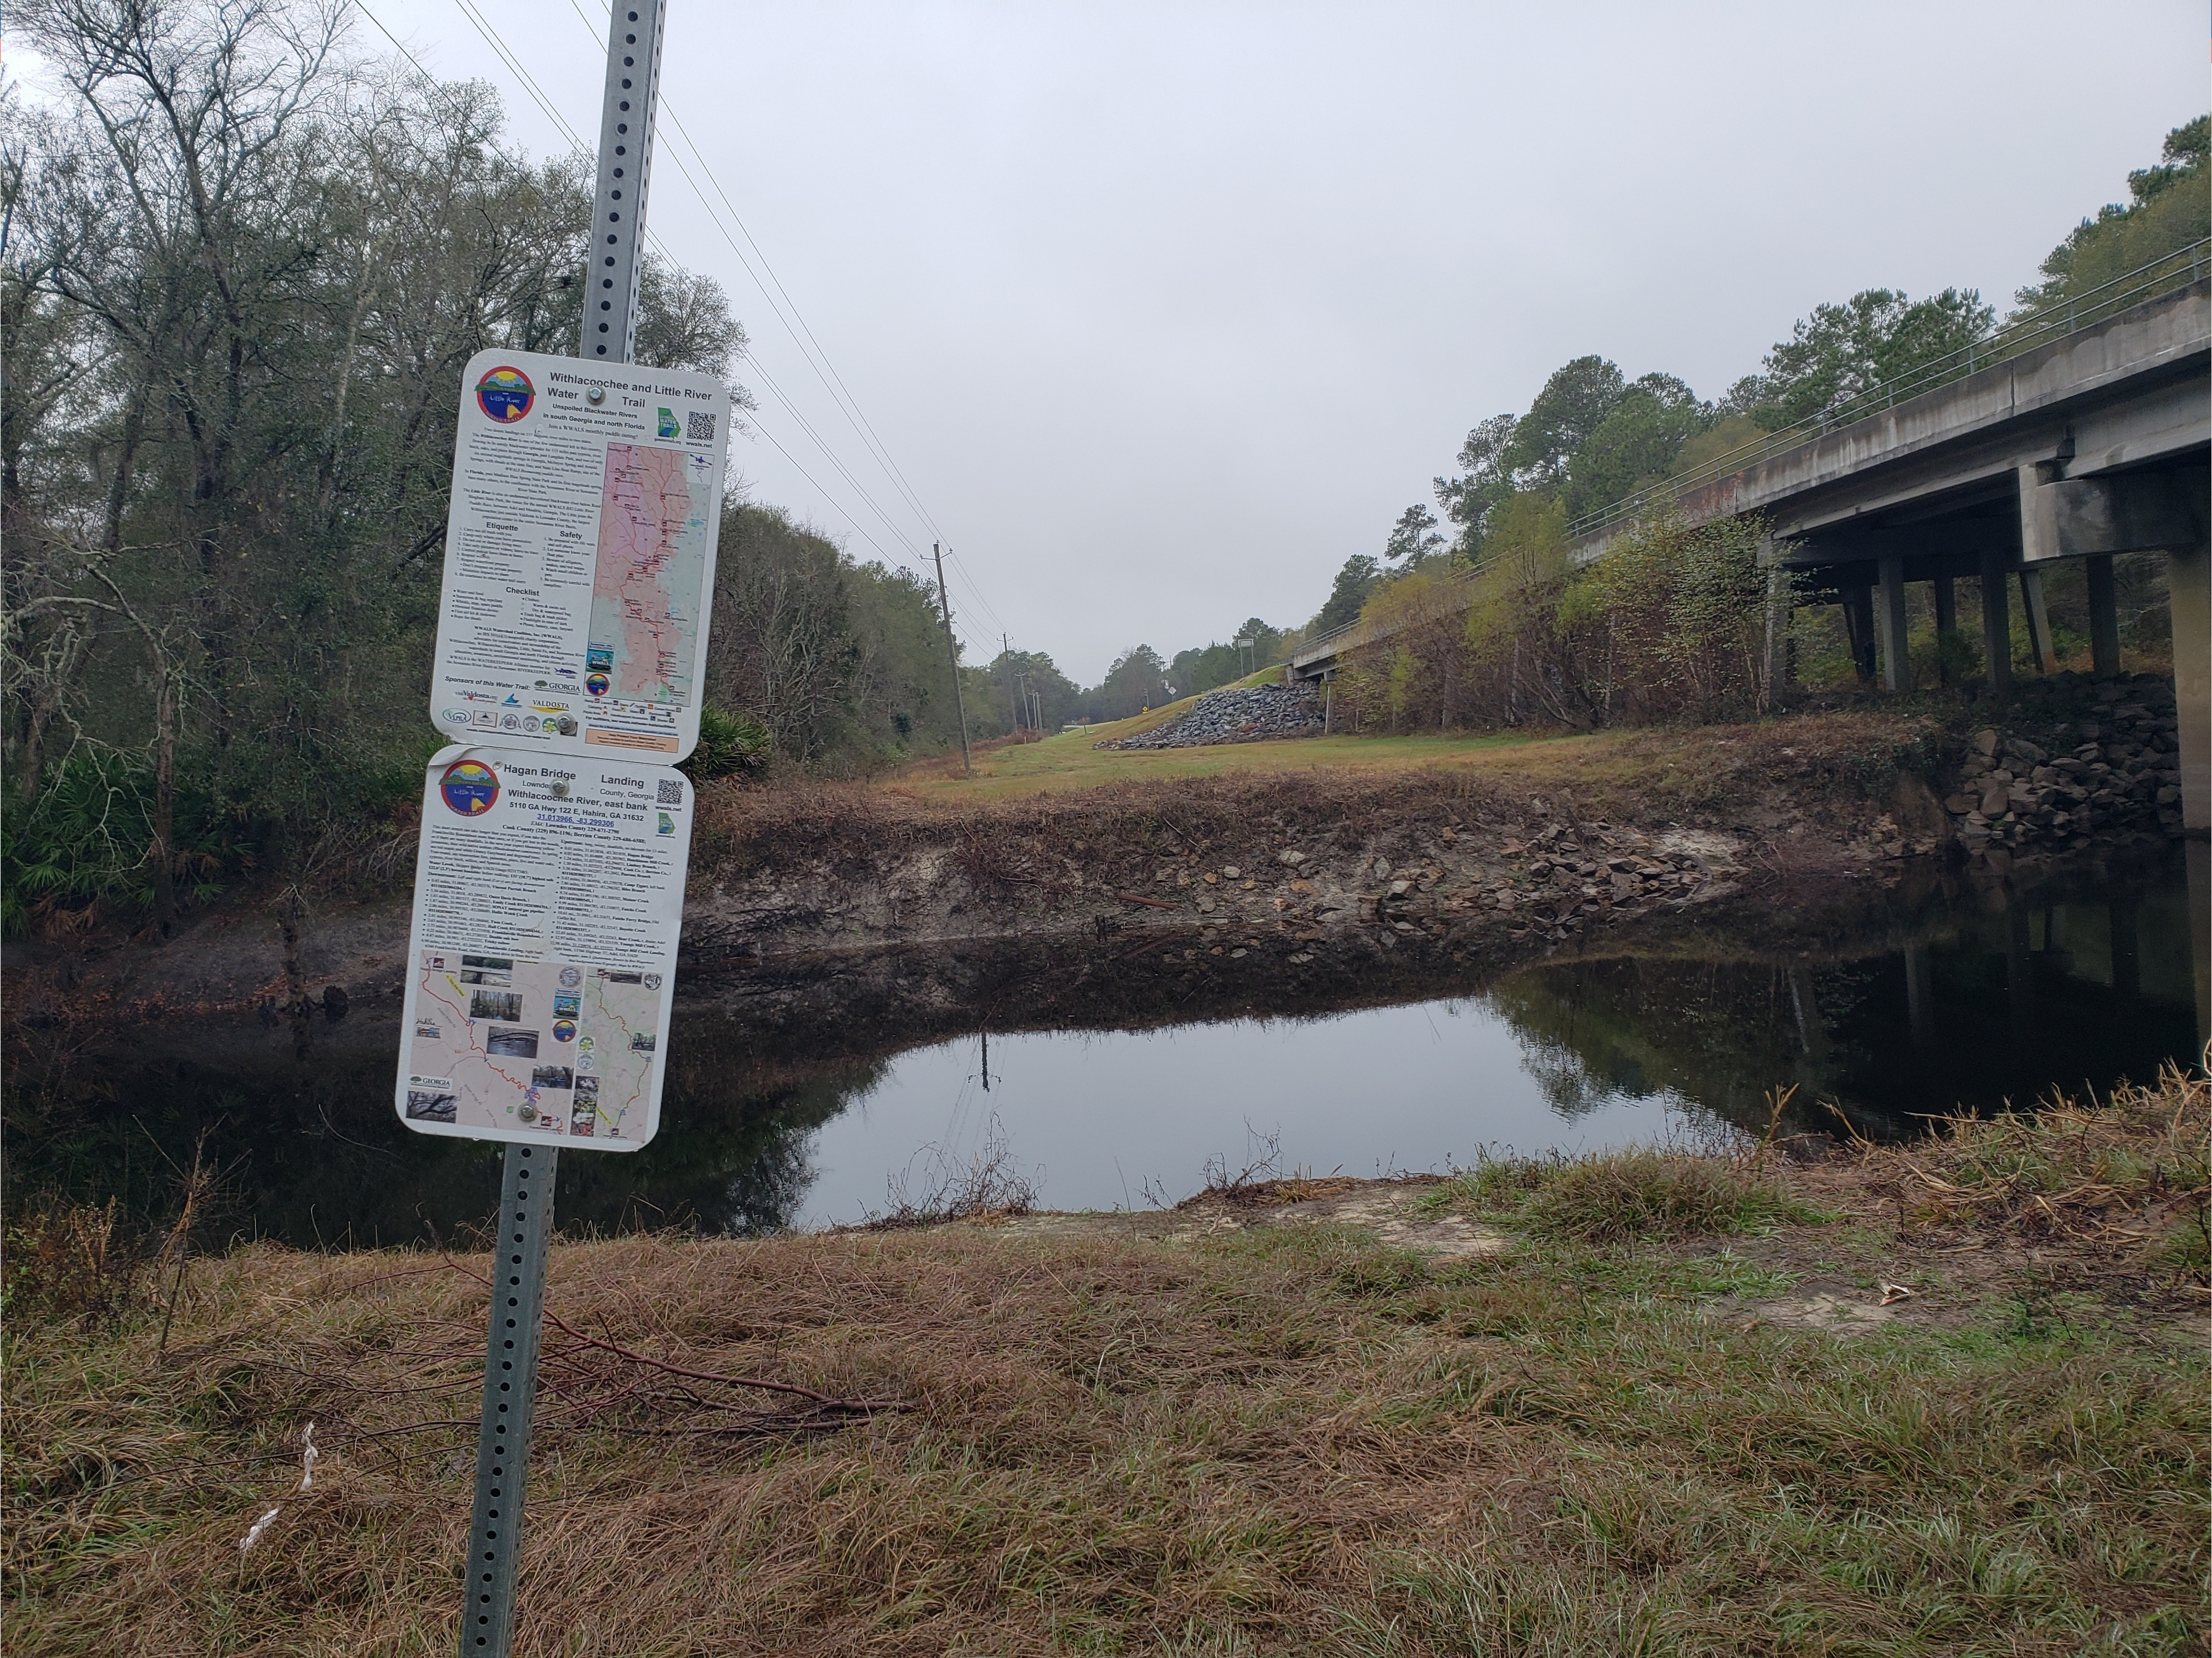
[7,1068,2204,1655]
[2,691,2187,1059]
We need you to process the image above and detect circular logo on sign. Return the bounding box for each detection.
[552,1019,577,1044]
[439,759,500,815]
[475,365,534,423]
[585,672,611,698]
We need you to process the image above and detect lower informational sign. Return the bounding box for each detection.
[394,746,691,1150]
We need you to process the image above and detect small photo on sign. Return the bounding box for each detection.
[406,1089,458,1123]
[485,1027,539,1058]
[470,990,523,1022]
[460,955,514,985]
[531,1065,574,1090]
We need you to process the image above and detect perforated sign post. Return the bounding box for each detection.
[393,5,688,1655]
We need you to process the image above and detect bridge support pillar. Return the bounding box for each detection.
[1875,554,1910,691]
[1977,548,2013,692]
[1932,576,1958,684]
[2084,555,2122,675]
[1762,566,1791,696]
[1843,585,1877,684]
[2171,542,2210,835]
[2018,568,2056,673]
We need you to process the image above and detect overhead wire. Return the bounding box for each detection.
[355,2,928,577]
[375,0,1009,652]
[541,0,1019,655]
[559,0,951,547]
[532,0,969,596]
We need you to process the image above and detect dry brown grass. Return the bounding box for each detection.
[1854,1060,2211,1273]
[8,1080,2207,1655]
[688,707,1941,887]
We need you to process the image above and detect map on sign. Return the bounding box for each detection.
[404,956,665,1142]
[427,349,729,760]
[588,444,714,705]
[393,745,690,1151]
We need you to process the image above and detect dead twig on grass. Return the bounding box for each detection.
[429,1249,905,1414]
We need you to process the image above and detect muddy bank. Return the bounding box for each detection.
[5,701,2188,1063]
[0,716,1928,1034]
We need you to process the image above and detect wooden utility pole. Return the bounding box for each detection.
[934,541,971,775]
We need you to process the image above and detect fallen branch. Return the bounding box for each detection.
[434,1251,901,1412]
[1116,892,1179,910]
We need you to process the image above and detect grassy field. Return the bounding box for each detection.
[891,723,1549,802]
[7,1071,2205,1655]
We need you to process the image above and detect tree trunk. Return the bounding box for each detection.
[150,670,178,936]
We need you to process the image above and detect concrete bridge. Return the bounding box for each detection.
[1290,268,2210,834]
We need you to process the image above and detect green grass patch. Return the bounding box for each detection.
[1423,1145,1823,1243]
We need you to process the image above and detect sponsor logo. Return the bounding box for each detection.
[656,406,679,439]
[551,1019,577,1043]
[585,672,611,698]
[440,708,469,723]
[475,365,534,422]
[439,759,500,815]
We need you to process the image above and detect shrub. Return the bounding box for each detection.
[680,705,773,782]
[1434,1145,1814,1244]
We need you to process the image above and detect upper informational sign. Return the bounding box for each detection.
[394,745,693,1151]
[429,349,730,760]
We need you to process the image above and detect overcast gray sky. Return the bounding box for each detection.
[80,3,2212,680]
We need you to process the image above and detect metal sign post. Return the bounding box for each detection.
[458,4,670,1653]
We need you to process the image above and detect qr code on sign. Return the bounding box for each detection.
[687,410,716,444]
[656,780,684,805]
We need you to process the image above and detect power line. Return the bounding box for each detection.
[450,0,589,151]
[559,0,950,546]
[386,0,1009,643]
[553,0,951,565]
[447,0,936,574]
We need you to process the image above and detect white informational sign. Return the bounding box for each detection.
[429,349,730,761]
[394,746,693,1151]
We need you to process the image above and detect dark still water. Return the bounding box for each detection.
[9,859,2203,1245]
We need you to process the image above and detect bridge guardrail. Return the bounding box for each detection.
[1566,239,2211,543]
[1295,241,2209,676]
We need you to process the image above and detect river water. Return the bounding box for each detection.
[9,856,2203,1245]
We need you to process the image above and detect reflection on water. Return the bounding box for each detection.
[792,875,2199,1226]
[7,861,2199,1245]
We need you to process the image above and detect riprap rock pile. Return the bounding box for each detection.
[1096,684,1325,749]
[1942,673,2185,856]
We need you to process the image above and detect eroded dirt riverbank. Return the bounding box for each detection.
[4,701,2192,1075]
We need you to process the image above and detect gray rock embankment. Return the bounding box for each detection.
[1096,684,1324,749]
[1935,673,2186,863]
